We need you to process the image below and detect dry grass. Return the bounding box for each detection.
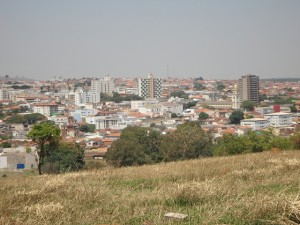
[1,151,300,224]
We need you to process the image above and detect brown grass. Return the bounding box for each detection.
[1,151,300,224]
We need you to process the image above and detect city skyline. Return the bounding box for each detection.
[1,0,300,80]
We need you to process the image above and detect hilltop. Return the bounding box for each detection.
[1,151,300,225]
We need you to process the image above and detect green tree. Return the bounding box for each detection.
[160,121,212,161]
[242,100,256,111]
[229,110,244,124]
[0,142,12,148]
[79,124,96,133]
[216,83,225,91]
[183,101,197,110]
[43,142,85,174]
[112,92,122,103]
[171,113,178,118]
[27,121,61,175]
[290,105,297,113]
[170,91,188,99]
[194,82,205,90]
[106,127,162,167]
[198,112,209,120]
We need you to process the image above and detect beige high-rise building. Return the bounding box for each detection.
[238,74,259,103]
[138,74,162,99]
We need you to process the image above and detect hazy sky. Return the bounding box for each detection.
[1,0,300,80]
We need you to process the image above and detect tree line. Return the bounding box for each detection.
[106,123,300,167]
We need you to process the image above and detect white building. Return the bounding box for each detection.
[264,112,293,127]
[131,100,159,110]
[240,118,270,130]
[74,89,101,106]
[91,75,115,95]
[32,103,58,117]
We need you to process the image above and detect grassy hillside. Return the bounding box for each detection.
[1,151,300,224]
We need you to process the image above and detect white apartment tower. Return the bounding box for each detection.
[238,74,259,103]
[91,75,115,95]
[138,74,163,99]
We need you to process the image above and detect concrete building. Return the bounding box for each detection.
[240,118,270,130]
[238,74,259,103]
[138,74,163,99]
[264,112,293,127]
[74,89,101,106]
[91,75,115,95]
[32,102,58,117]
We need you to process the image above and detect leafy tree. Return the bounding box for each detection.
[106,127,162,167]
[0,142,12,148]
[229,110,244,124]
[216,83,225,91]
[23,113,46,124]
[42,142,85,174]
[194,82,205,90]
[160,121,212,161]
[290,106,297,113]
[112,92,122,103]
[170,91,188,99]
[242,100,256,111]
[183,101,197,110]
[171,113,178,118]
[150,123,156,128]
[27,121,61,175]
[79,124,96,133]
[5,115,24,124]
[198,112,209,120]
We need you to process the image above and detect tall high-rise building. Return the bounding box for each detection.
[138,74,163,99]
[238,74,259,103]
[91,75,115,95]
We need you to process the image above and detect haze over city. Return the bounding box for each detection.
[1,0,300,80]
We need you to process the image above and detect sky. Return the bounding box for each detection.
[0,0,300,80]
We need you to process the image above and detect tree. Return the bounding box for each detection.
[170,91,188,99]
[42,142,85,174]
[198,112,209,121]
[290,106,297,113]
[171,113,178,118]
[160,121,212,161]
[194,82,205,90]
[106,127,162,167]
[242,100,256,111]
[216,82,225,91]
[229,110,244,124]
[0,142,12,148]
[79,124,96,133]
[28,121,61,175]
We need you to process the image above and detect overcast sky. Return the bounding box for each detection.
[1,0,300,80]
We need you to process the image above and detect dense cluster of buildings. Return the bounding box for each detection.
[0,73,299,170]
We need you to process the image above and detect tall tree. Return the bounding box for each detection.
[229,110,244,124]
[106,126,162,167]
[160,121,212,161]
[28,121,61,175]
[242,100,256,111]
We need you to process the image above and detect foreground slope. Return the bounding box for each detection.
[1,151,300,224]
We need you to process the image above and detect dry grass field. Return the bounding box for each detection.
[1,151,300,225]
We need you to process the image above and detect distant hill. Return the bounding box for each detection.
[1,151,300,224]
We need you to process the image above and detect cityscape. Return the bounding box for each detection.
[0,73,299,167]
[1,0,300,224]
